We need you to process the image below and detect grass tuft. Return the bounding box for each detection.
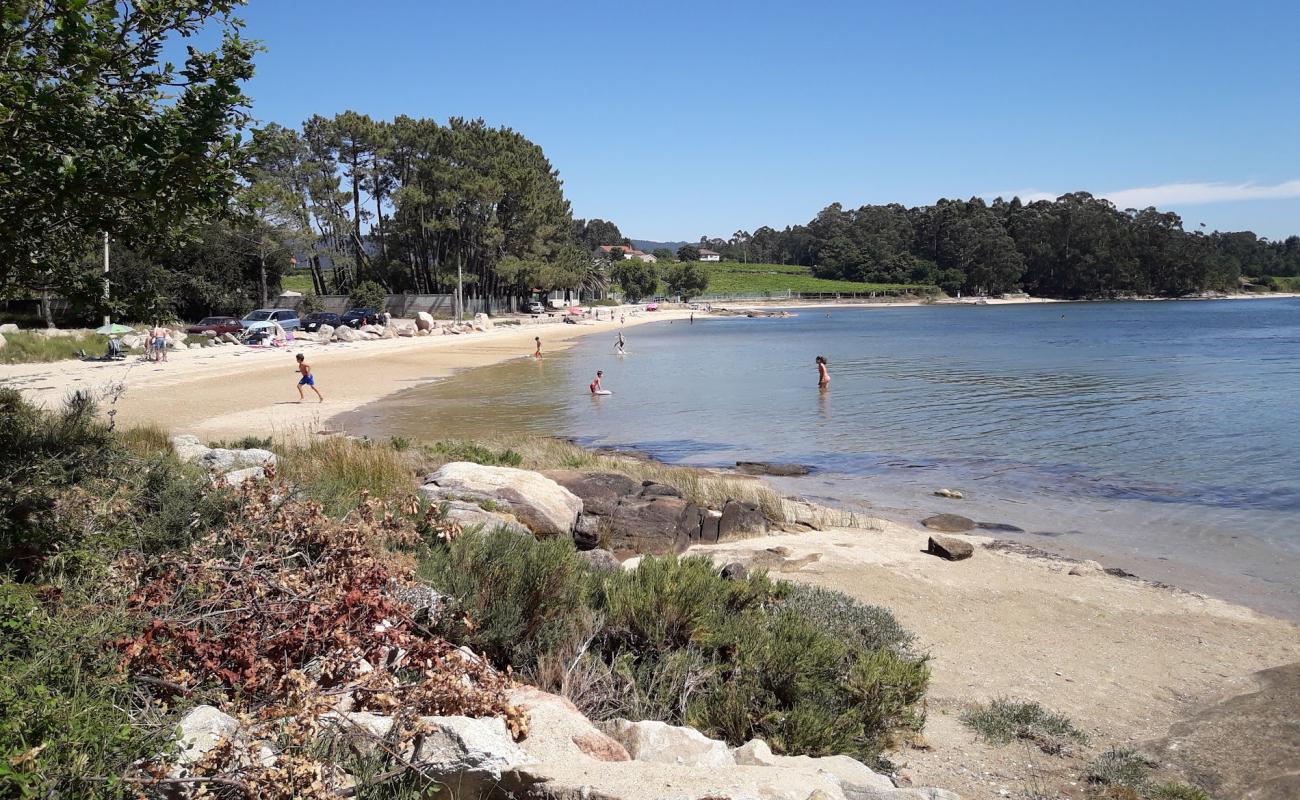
[0,330,102,364]
[961,698,1088,755]
[279,436,415,516]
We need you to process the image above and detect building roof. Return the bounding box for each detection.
[597,244,646,255]
[697,248,721,256]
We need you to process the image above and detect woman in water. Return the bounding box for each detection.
[590,370,604,394]
[615,331,625,354]
[815,355,830,388]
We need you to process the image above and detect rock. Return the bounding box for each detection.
[317,324,334,338]
[578,548,621,572]
[933,488,964,500]
[510,687,629,764]
[736,461,812,476]
[319,711,395,756]
[926,535,973,561]
[734,739,895,798]
[606,495,700,555]
[473,312,493,331]
[0,333,6,350]
[220,466,266,487]
[175,705,239,766]
[543,471,640,517]
[188,342,203,349]
[199,447,276,473]
[719,498,768,540]
[975,521,1024,533]
[389,583,447,622]
[380,325,398,339]
[600,719,734,768]
[1068,559,1105,576]
[0,323,17,334]
[421,462,582,536]
[334,325,361,342]
[639,481,684,499]
[720,561,748,580]
[413,715,531,784]
[170,434,208,462]
[221,332,240,344]
[699,509,723,543]
[573,513,603,550]
[396,323,415,337]
[415,311,435,331]
[439,499,532,536]
[921,514,976,533]
[120,334,142,349]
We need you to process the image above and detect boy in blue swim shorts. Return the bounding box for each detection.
[295,353,324,402]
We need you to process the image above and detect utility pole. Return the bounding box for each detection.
[455,258,463,323]
[102,231,111,328]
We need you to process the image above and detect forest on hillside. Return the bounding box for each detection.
[685,195,1300,298]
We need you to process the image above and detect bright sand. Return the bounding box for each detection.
[4,306,1298,798]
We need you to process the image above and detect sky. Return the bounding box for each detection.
[228,0,1300,241]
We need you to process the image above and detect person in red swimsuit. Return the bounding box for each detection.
[816,355,829,389]
[589,370,603,394]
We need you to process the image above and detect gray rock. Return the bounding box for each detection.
[169,434,209,463]
[921,514,976,533]
[220,466,265,487]
[932,488,964,500]
[439,499,531,536]
[543,471,640,516]
[413,715,532,783]
[199,447,276,473]
[1068,559,1105,576]
[975,521,1024,533]
[735,461,812,476]
[0,323,17,334]
[573,513,603,550]
[421,462,582,535]
[733,739,895,797]
[319,711,395,756]
[699,509,723,543]
[578,549,621,572]
[389,582,447,622]
[926,535,974,561]
[639,481,684,499]
[719,498,768,540]
[720,562,748,581]
[606,495,699,555]
[175,705,239,766]
[600,719,735,768]
[0,333,6,350]
[334,325,361,342]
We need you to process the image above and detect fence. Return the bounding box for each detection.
[281,293,516,317]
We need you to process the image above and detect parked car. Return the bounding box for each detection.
[340,308,381,328]
[185,316,242,335]
[240,308,301,330]
[525,301,546,314]
[301,311,343,332]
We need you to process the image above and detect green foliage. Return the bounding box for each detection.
[677,244,701,262]
[349,280,389,311]
[1147,783,1211,800]
[663,262,710,299]
[419,528,592,671]
[0,331,106,364]
[427,440,524,467]
[278,436,415,516]
[686,261,933,296]
[300,292,326,314]
[0,1,257,319]
[1085,748,1154,791]
[419,537,929,765]
[208,435,274,450]
[960,698,1088,754]
[1262,275,1300,292]
[611,258,659,302]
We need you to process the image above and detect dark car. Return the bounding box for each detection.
[301,312,343,332]
[186,316,242,335]
[340,308,381,328]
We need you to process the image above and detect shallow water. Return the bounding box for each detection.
[343,299,1300,621]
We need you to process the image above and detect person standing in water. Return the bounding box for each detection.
[295,353,324,402]
[615,331,625,354]
[533,336,541,358]
[815,355,830,389]
[589,370,604,394]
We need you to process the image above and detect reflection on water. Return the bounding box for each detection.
[342,299,1300,619]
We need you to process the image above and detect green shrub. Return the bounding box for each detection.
[418,528,592,672]
[279,436,415,516]
[781,583,915,655]
[961,698,1088,754]
[348,279,388,311]
[1085,748,1153,791]
[0,330,104,364]
[1147,783,1211,800]
[426,440,523,467]
[207,435,273,450]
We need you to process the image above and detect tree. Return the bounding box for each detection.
[677,244,700,262]
[652,247,674,262]
[611,259,659,302]
[664,262,709,299]
[0,1,257,324]
[348,280,387,311]
[572,219,625,251]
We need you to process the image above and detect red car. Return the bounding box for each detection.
[186,316,243,335]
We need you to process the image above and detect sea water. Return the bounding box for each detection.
[345,299,1300,620]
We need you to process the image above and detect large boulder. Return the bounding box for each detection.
[439,499,532,536]
[578,548,621,572]
[415,311,435,331]
[473,312,493,331]
[396,323,416,337]
[600,719,734,768]
[120,333,142,349]
[718,498,768,540]
[317,324,335,339]
[509,687,629,764]
[334,325,361,342]
[0,323,17,334]
[734,739,895,799]
[606,495,702,555]
[413,715,531,784]
[926,535,973,561]
[543,471,640,517]
[421,462,582,536]
[199,446,276,473]
[0,333,6,350]
[319,711,395,756]
[170,434,210,463]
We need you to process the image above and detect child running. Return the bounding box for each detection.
[815,355,830,389]
[589,370,604,395]
[295,353,323,402]
[533,336,542,358]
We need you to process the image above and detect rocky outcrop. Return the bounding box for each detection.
[926,534,973,561]
[413,715,531,783]
[439,499,532,536]
[421,462,582,536]
[736,461,812,476]
[175,705,239,766]
[921,514,975,533]
[577,548,621,572]
[733,739,897,799]
[600,719,734,768]
[170,435,275,487]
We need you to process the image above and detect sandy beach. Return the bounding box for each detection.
[0,309,687,442]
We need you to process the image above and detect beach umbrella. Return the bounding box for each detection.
[245,321,278,330]
[566,307,584,315]
[94,323,132,335]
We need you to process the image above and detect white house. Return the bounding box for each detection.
[698,248,722,262]
[596,245,656,263]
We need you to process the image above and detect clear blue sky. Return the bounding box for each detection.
[232,0,1300,241]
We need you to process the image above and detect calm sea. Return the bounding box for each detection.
[343,299,1300,620]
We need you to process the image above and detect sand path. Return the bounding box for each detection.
[691,524,1300,799]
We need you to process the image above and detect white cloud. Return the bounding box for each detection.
[989,180,1300,208]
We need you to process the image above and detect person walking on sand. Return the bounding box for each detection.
[816,355,830,389]
[533,336,542,359]
[150,323,169,363]
[295,353,323,402]
[589,370,604,395]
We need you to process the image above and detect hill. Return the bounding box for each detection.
[685,261,935,297]
[631,239,693,253]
